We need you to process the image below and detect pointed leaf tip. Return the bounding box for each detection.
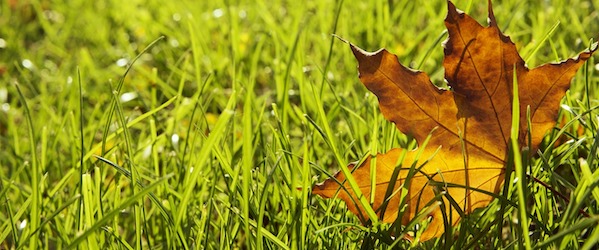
[350,44,387,76]
[487,0,497,27]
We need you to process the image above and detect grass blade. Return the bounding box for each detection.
[66,174,173,249]
[14,83,40,249]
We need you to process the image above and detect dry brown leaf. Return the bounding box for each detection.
[313,0,595,241]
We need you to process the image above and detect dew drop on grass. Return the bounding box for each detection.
[171,134,180,145]
[172,13,181,22]
[116,58,128,67]
[327,72,334,80]
[120,92,138,103]
[170,39,180,48]
[0,38,6,48]
[212,9,224,18]
[1,103,9,112]
[513,177,519,183]
[595,63,599,71]
[22,59,33,69]
[19,220,27,230]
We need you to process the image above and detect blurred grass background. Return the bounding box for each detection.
[1,0,599,249]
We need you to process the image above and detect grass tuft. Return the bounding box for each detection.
[1,0,598,249]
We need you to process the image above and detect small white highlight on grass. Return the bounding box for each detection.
[170,39,180,48]
[238,10,247,19]
[116,58,128,67]
[212,9,224,18]
[161,199,170,209]
[67,76,73,86]
[22,59,34,69]
[513,177,519,183]
[264,67,272,74]
[327,72,334,80]
[0,88,7,102]
[223,109,235,115]
[189,167,194,173]
[172,13,181,22]
[19,220,27,230]
[171,134,180,145]
[561,104,573,113]
[43,10,63,23]
[143,145,152,158]
[1,103,8,112]
[120,92,138,102]
[0,38,6,48]
[595,63,599,71]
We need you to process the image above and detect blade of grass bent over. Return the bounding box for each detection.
[14,83,40,250]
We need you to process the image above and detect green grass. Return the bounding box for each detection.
[1,0,599,249]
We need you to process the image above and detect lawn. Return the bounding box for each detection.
[1,0,599,249]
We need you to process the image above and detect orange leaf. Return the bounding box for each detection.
[313,0,595,241]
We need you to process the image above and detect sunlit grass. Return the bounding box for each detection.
[1,0,599,249]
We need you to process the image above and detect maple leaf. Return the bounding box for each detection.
[313,0,596,241]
